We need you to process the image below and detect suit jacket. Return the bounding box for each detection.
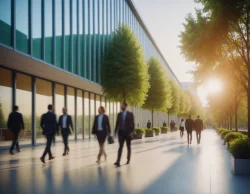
[147,122,151,128]
[58,115,73,135]
[185,118,193,131]
[7,111,24,133]
[92,114,111,136]
[40,111,57,136]
[194,119,203,131]
[115,111,135,135]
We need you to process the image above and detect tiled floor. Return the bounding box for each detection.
[0,129,249,194]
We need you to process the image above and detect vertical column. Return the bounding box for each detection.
[77,0,80,75]
[74,88,77,140]
[42,0,45,60]
[12,0,16,49]
[12,71,16,108]
[62,0,65,69]
[93,0,96,82]
[64,85,67,107]
[53,0,56,65]
[29,0,32,55]
[82,91,85,139]
[88,92,91,139]
[70,0,73,72]
[52,82,56,143]
[32,77,36,146]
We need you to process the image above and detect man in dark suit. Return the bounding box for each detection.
[185,115,193,144]
[163,121,167,127]
[147,120,151,129]
[7,105,24,155]
[58,107,73,156]
[40,104,58,163]
[194,115,203,144]
[114,102,135,167]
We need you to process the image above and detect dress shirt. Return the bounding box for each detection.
[180,121,185,127]
[98,114,104,130]
[62,114,68,128]
[122,111,127,121]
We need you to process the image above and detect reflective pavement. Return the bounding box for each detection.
[0,129,249,194]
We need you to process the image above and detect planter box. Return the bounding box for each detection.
[133,134,143,139]
[161,131,167,134]
[231,156,250,176]
[155,132,160,136]
[145,133,154,137]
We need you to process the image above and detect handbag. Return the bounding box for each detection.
[107,136,114,144]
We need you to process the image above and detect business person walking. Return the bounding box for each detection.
[58,107,73,156]
[185,115,194,144]
[40,104,58,163]
[7,105,24,155]
[114,102,135,167]
[92,106,111,164]
[194,115,204,144]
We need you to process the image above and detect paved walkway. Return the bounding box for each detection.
[0,129,249,194]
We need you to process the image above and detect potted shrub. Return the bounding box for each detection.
[174,126,178,131]
[152,127,161,136]
[145,129,155,137]
[161,127,169,134]
[218,129,229,139]
[224,132,246,148]
[229,137,250,176]
[221,130,231,143]
[133,128,145,139]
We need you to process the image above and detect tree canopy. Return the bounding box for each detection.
[102,24,149,106]
[143,57,172,126]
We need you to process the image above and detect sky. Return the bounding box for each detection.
[133,0,199,82]
[133,0,207,104]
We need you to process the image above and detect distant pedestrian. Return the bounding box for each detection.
[185,115,193,144]
[194,115,203,144]
[179,119,185,138]
[40,105,58,163]
[92,106,111,164]
[7,105,24,155]
[173,121,176,130]
[114,102,135,167]
[147,120,151,129]
[58,107,73,156]
[163,121,167,127]
[170,120,174,132]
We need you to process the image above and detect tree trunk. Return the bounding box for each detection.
[248,86,250,137]
[235,101,238,132]
[229,114,232,130]
[152,107,154,128]
[167,112,170,127]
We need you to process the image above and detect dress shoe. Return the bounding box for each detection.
[40,157,45,164]
[9,151,14,155]
[16,149,21,153]
[114,162,120,167]
[62,153,66,156]
[96,160,100,164]
[126,160,130,165]
[49,156,55,160]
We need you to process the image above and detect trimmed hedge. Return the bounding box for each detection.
[145,129,154,137]
[218,129,228,135]
[161,127,170,133]
[224,132,246,143]
[221,130,231,139]
[134,128,146,135]
[229,137,250,159]
[152,127,161,133]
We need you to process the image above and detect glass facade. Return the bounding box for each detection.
[0,0,179,84]
[0,0,180,148]
[36,79,52,144]
[0,68,12,147]
[16,73,32,145]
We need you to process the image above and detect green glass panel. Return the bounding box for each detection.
[0,0,12,46]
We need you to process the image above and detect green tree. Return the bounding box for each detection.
[180,0,250,137]
[167,79,180,124]
[143,57,172,127]
[102,24,149,106]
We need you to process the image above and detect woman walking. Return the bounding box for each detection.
[180,119,185,138]
[92,106,111,164]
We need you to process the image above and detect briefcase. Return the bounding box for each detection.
[108,136,114,144]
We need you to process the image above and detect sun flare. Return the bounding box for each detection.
[198,79,223,106]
